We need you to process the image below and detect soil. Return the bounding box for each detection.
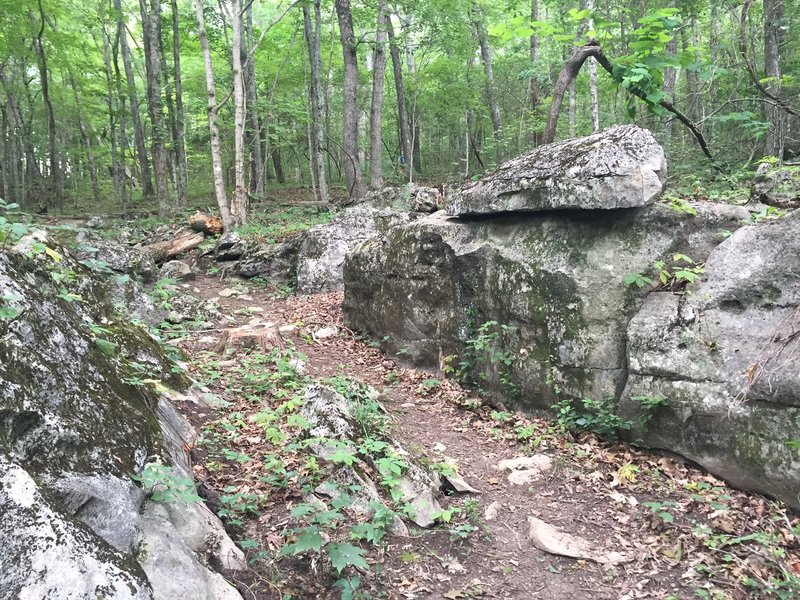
[167,274,799,600]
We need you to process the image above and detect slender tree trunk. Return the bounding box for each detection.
[303,0,328,202]
[230,0,248,225]
[193,0,231,226]
[170,0,188,207]
[387,20,411,180]
[103,28,122,206]
[764,0,785,158]
[0,65,34,205]
[586,0,600,132]
[335,0,366,199]
[473,6,501,144]
[401,15,422,175]
[111,26,130,207]
[369,1,388,190]
[663,37,678,138]
[1,104,11,203]
[243,1,262,195]
[33,0,62,211]
[158,24,178,189]
[69,72,101,205]
[115,0,153,198]
[140,0,172,215]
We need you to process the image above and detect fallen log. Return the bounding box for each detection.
[141,232,205,262]
[188,211,224,235]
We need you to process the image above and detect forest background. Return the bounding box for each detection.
[0,0,797,227]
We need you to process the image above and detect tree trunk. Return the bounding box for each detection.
[586,0,600,133]
[170,0,188,208]
[334,0,366,200]
[0,65,31,205]
[115,0,153,198]
[303,0,329,203]
[473,6,501,143]
[158,20,178,189]
[243,1,262,196]
[764,0,785,158]
[111,25,130,208]
[402,15,422,176]
[663,37,678,137]
[102,27,122,207]
[140,0,172,216]
[33,0,62,211]
[69,71,101,205]
[387,20,411,180]
[193,0,231,227]
[368,1,388,190]
[230,0,248,225]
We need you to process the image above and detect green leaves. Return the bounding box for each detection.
[326,542,368,573]
[280,528,325,556]
[94,338,118,356]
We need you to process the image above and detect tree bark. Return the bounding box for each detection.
[387,19,411,180]
[141,232,205,262]
[158,19,178,189]
[33,0,63,211]
[193,0,231,227]
[303,0,329,203]
[244,1,263,195]
[140,0,172,216]
[0,65,31,205]
[111,25,131,207]
[230,0,248,226]
[170,0,188,208]
[401,15,421,176]
[368,1,388,190]
[335,0,366,200]
[473,6,501,142]
[764,0,785,158]
[586,0,600,132]
[115,0,153,198]
[543,41,717,166]
[69,71,101,205]
[102,27,122,207]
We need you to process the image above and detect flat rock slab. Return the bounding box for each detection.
[446,124,666,216]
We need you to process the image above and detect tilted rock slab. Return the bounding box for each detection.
[446,124,666,216]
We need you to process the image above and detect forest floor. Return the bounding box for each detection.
[164,274,800,600]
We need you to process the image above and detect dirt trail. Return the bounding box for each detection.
[172,275,799,600]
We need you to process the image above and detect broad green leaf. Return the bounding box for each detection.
[326,542,369,573]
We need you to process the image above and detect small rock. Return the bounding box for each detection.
[507,469,542,486]
[497,454,553,473]
[484,501,501,521]
[214,232,245,262]
[289,358,306,374]
[160,260,194,281]
[218,288,238,298]
[279,324,297,334]
[527,516,627,565]
[313,326,339,340]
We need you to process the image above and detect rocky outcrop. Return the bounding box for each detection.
[751,163,800,209]
[296,203,412,295]
[618,213,800,506]
[344,203,747,405]
[234,235,303,284]
[0,234,243,599]
[446,124,666,216]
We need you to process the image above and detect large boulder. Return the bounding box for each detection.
[296,203,412,295]
[618,213,800,507]
[0,235,243,599]
[446,124,666,216]
[74,238,158,282]
[234,235,303,284]
[344,202,747,406]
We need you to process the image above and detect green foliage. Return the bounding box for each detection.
[132,463,203,504]
[625,254,705,291]
[455,320,519,399]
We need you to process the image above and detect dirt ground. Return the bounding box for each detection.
[168,274,799,600]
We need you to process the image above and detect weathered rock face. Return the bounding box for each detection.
[296,203,412,295]
[234,235,303,283]
[446,124,666,216]
[0,236,243,599]
[751,163,800,209]
[618,213,800,506]
[74,238,158,282]
[344,203,747,406]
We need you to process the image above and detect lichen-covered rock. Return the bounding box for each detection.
[235,235,303,283]
[0,237,243,598]
[446,124,666,216]
[618,214,800,507]
[160,260,195,281]
[74,239,158,282]
[214,232,245,262]
[751,163,800,209]
[344,203,747,406]
[0,455,153,600]
[296,203,411,294]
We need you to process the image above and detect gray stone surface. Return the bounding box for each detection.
[751,163,800,209]
[0,456,153,600]
[618,214,800,507]
[214,232,245,262]
[296,203,411,294]
[235,235,303,283]
[74,238,158,282]
[344,202,747,405]
[161,260,195,281]
[446,124,666,216]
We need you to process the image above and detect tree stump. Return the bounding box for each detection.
[214,321,285,354]
[189,211,224,236]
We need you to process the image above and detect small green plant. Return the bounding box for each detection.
[556,396,632,439]
[625,253,705,292]
[132,463,203,503]
[456,320,519,398]
[643,500,679,523]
